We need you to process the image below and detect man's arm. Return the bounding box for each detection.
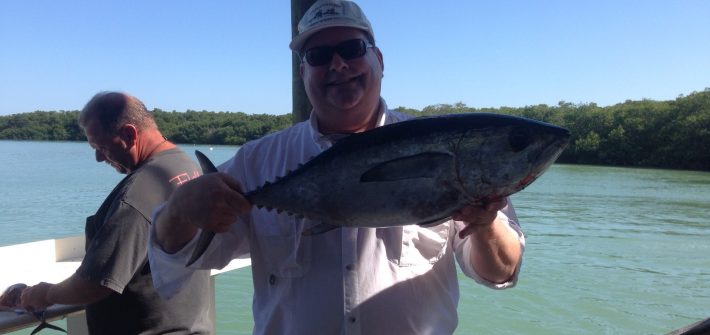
[453,198,523,284]
[149,172,252,299]
[20,274,112,310]
[154,172,251,254]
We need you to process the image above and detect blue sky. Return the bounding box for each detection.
[1,1,708,116]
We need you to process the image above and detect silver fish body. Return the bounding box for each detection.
[246,113,570,228]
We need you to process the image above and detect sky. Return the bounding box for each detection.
[1,1,709,116]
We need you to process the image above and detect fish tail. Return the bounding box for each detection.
[30,320,67,334]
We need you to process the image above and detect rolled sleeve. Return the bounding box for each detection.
[147,223,202,299]
[455,210,526,289]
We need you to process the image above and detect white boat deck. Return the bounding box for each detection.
[0,236,250,334]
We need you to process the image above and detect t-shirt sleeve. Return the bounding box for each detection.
[76,201,150,293]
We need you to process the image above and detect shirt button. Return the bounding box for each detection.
[345,264,354,271]
[269,274,276,285]
[349,317,357,323]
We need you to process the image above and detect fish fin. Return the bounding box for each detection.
[30,322,67,334]
[360,152,453,182]
[186,151,218,267]
[29,323,46,335]
[186,231,215,267]
[187,151,239,267]
[195,150,218,174]
[302,223,340,236]
[31,311,66,334]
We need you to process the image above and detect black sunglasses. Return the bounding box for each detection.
[302,38,374,66]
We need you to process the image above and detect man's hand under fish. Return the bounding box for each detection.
[452,198,509,239]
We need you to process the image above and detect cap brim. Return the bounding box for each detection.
[289,22,372,52]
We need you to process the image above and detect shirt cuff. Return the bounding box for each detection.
[147,216,201,299]
[459,213,526,289]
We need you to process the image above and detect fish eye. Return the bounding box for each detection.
[509,127,531,152]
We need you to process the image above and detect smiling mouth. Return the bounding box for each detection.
[328,75,360,86]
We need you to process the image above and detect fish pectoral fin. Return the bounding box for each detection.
[360,152,454,182]
[302,223,340,236]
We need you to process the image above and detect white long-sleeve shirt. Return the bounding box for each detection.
[148,99,525,335]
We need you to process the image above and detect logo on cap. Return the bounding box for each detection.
[306,5,343,27]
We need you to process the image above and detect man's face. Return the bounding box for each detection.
[84,121,134,174]
[300,27,383,128]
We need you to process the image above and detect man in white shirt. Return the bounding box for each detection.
[148,0,525,334]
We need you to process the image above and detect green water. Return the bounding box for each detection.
[1,140,708,334]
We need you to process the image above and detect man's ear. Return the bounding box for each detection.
[118,124,139,148]
[374,47,384,74]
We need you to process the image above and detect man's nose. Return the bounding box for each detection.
[329,52,349,71]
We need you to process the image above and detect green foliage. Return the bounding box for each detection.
[0,109,292,146]
[1,89,708,170]
[0,111,84,141]
[153,109,293,145]
[395,89,710,171]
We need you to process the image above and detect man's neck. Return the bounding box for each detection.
[136,131,173,163]
[318,116,377,134]
[317,100,382,135]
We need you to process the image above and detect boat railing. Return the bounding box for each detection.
[3,236,707,335]
[0,236,250,335]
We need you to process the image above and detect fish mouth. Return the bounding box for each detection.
[523,135,570,184]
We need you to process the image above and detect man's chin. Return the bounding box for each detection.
[107,163,128,174]
[326,85,364,107]
[326,94,362,111]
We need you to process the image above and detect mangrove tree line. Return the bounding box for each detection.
[1,89,708,171]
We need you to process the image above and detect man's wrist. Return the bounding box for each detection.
[43,283,55,307]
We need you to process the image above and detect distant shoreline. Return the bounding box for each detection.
[2,89,709,171]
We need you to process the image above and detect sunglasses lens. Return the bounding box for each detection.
[337,39,367,59]
[304,39,369,66]
[305,47,333,66]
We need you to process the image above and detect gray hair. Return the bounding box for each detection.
[79,91,157,134]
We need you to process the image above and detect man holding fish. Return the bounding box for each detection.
[149,0,527,333]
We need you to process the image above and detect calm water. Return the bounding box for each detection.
[1,140,708,334]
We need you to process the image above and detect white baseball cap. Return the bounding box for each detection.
[289,0,375,52]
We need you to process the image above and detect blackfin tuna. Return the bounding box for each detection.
[187,113,570,265]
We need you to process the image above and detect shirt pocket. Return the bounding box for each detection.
[253,211,311,278]
[392,222,451,267]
